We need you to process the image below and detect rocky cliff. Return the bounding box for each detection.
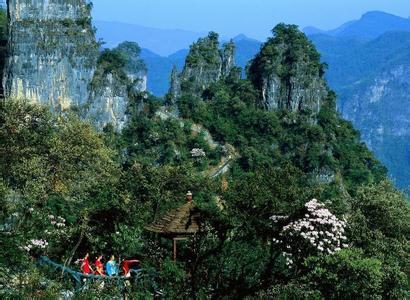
[4,0,98,112]
[248,24,328,113]
[169,32,236,100]
[309,31,410,190]
[340,64,410,188]
[4,0,146,130]
[86,41,147,130]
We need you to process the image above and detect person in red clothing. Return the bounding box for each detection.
[94,255,104,276]
[121,259,140,277]
[80,253,93,275]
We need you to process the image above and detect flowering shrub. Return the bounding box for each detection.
[191,148,206,158]
[20,239,49,253]
[274,199,349,267]
[48,215,66,228]
[19,214,67,256]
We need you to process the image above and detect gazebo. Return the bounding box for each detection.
[145,192,202,261]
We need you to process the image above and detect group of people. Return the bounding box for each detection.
[80,253,140,277]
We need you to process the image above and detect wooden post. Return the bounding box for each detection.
[173,238,177,261]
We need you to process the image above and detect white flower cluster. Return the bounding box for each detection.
[20,239,49,252]
[275,199,348,267]
[191,148,206,158]
[49,215,66,228]
[270,215,288,223]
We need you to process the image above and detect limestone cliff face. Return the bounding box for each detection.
[86,73,130,130]
[221,41,235,76]
[168,66,181,104]
[248,24,328,113]
[4,1,147,130]
[8,0,92,22]
[169,32,236,99]
[85,41,147,130]
[86,71,146,130]
[4,0,98,112]
[340,64,410,187]
[341,65,410,143]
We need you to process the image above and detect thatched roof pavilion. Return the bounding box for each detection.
[145,192,203,260]
[145,201,201,236]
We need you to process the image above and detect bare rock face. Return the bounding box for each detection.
[86,41,147,130]
[339,64,410,187]
[248,24,328,114]
[4,1,147,130]
[341,65,410,143]
[8,0,93,22]
[86,73,130,130]
[168,65,181,104]
[169,32,236,100]
[4,0,98,112]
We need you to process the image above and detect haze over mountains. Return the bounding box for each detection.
[308,12,410,191]
[95,11,410,96]
[137,34,262,96]
[304,11,410,38]
[95,21,208,56]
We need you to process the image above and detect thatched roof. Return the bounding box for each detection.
[145,201,202,236]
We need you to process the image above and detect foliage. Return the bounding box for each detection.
[116,41,147,74]
[1,24,409,299]
[0,99,120,276]
[0,8,7,41]
[185,31,221,68]
[248,23,327,109]
[121,93,222,171]
[303,249,384,299]
[91,41,146,92]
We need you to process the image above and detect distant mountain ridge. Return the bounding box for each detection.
[304,11,410,39]
[308,30,410,190]
[94,20,208,56]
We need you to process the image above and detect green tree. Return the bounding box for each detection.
[303,249,384,299]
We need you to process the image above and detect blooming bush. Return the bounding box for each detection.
[20,239,49,253]
[191,148,206,158]
[274,199,349,267]
[48,215,66,228]
[19,214,68,256]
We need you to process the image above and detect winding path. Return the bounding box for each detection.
[156,107,239,178]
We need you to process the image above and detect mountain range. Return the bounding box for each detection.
[94,20,208,56]
[307,12,410,191]
[304,11,410,39]
[95,11,410,192]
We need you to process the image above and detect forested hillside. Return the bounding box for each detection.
[310,31,410,191]
[127,11,410,194]
[1,22,409,298]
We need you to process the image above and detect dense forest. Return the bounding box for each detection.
[1,21,409,299]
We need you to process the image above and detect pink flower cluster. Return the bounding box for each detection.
[275,199,349,267]
[48,215,66,228]
[191,148,206,157]
[270,215,288,223]
[20,239,49,252]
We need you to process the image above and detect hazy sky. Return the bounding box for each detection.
[92,0,410,40]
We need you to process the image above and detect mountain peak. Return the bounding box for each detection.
[233,34,249,41]
[361,11,397,19]
[232,34,260,43]
[303,26,324,35]
[306,11,410,39]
